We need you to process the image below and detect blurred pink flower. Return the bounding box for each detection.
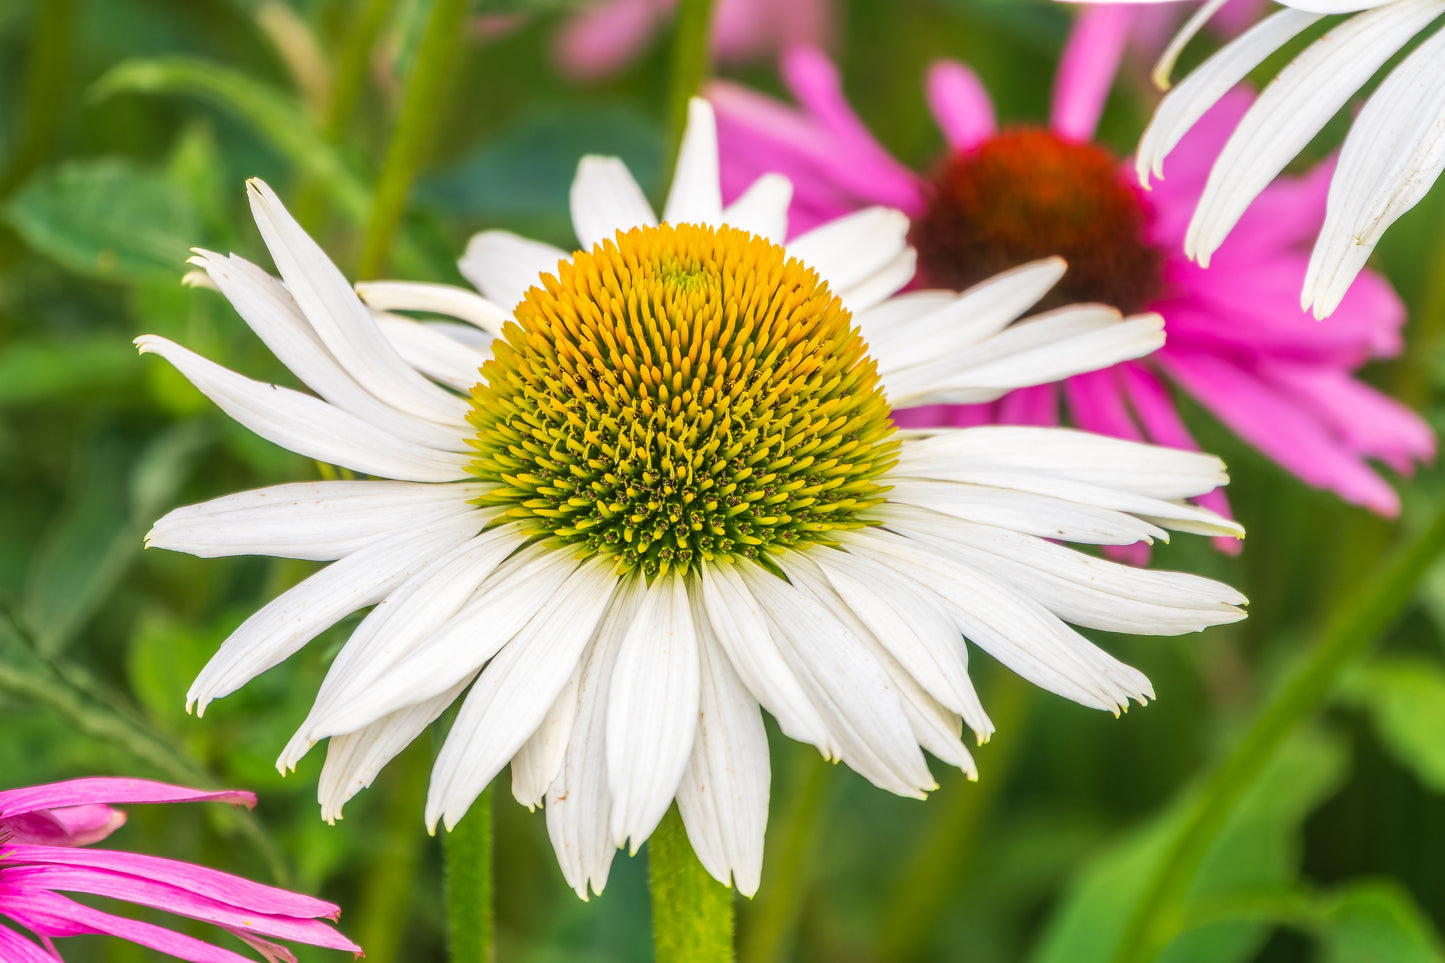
[709,10,1433,543]
[0,778,361,962]
[554,0,833,81]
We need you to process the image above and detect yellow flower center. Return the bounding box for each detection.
[467,222,899,577]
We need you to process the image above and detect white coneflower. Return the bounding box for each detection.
[1063,0,1445,318]
[142,99,1245,900]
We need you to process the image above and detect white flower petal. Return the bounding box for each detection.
[721,173,792,242]
[354,280,510,336]
[675,587,770,897]
[246,179,469,424]
[739,562,934,796]
[607,575,701,852]
[375,314,490,392]
[1137,9,1322,184]
[662,99,724,227]
[317,677,472,823]
[880,504,1247,636]
[189,251,470,449]
[429,557,618,831]
[511,661,582,811]
[136,336,471,483]
[697,564,830,747]
[148,480,487,561]
[788,207,912,309]
[571,156,659,250]
[189,521,479,717]
[1184,2,1440,266]
[545,577,648,899]
[459,230,570,316]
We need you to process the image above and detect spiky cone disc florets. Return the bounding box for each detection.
[467,222,899,579]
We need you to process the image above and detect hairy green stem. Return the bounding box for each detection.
[739,747,828,963]
[651,805,734,963]
[357,0,470,278]
[665,0,717,175]
[878,674,1031,962]
[444,787,494,963]
[1115,502,1445,962]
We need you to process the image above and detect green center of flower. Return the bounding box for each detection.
[910,128,1165,314]
[467,222,899,578]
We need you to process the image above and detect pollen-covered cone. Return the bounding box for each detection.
[0,777,361,961]
[140,98,1244,900]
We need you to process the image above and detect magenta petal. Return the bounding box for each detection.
[1,806,127,847]
[553,0,668,82]
[4,865,358,954]
[926,60,995,150]
[996,384,1059,426]
[5,847,339,921]
[3,888,255,963]
[1064,368,1144,441]
[1052,4,1132,143]
[1160,349,1401,516]
[0,922,59,963]
[0,780,255,820]
[891,402,993,429]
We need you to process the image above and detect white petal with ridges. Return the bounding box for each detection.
[355,280,509,336]
[721,173,791,242]
[571,156,659,250]
[459,231,569,317]
[662,99,724,227]
[512,661,583,811]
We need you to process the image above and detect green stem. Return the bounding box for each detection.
[739,746,828,963]
[444,787,494,963]
[1114,502,1445,963]
[325,0,395,140]
[0,0,77,199]
[356,0,470,278]
[664,0,717,175]
[651,805,735,963]
[877,674,1031,962]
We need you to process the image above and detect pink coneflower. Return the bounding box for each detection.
[0,778,361,962]
[554,0,833,81]
[708,12,1433,531]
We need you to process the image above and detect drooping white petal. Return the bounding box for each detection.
[374,314,491,392]
[842,526,1155,714]
[1304,23,1445,318]
[739,562,935,796]
[662,99,725,227]
[246,179,469,424]
[459,230,569,316]
[147,481,488,561]
[429,557,618,832]
[291,539,576,750]
[675,585,770,897]
[191,251,470,449]
[188,521,479,717]
[697,564,830,747]
[546,577,648,900]
[893,427,1231,501]
[721,173,792,242]
[354,280,510,336]
[879,504,1247,636]
[607,575,701,853]
[511,661,582,811]
[136,336,471,483]
[317,676,472,823]
[1137,9,1322,184]
[571,156,659,251]
[1184,2,1440,266]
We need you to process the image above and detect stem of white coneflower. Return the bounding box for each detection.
[1116,502,1445,963]
[444,787,494,963]
[650,806,734,963]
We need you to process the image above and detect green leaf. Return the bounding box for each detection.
[1028,729,1348,963]
[1338,656,1445,793]
[4,158,199,284]
[1317,881,1445,963]
[91,56,370,221]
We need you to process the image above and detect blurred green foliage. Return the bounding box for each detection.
[3,0,1445,961]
